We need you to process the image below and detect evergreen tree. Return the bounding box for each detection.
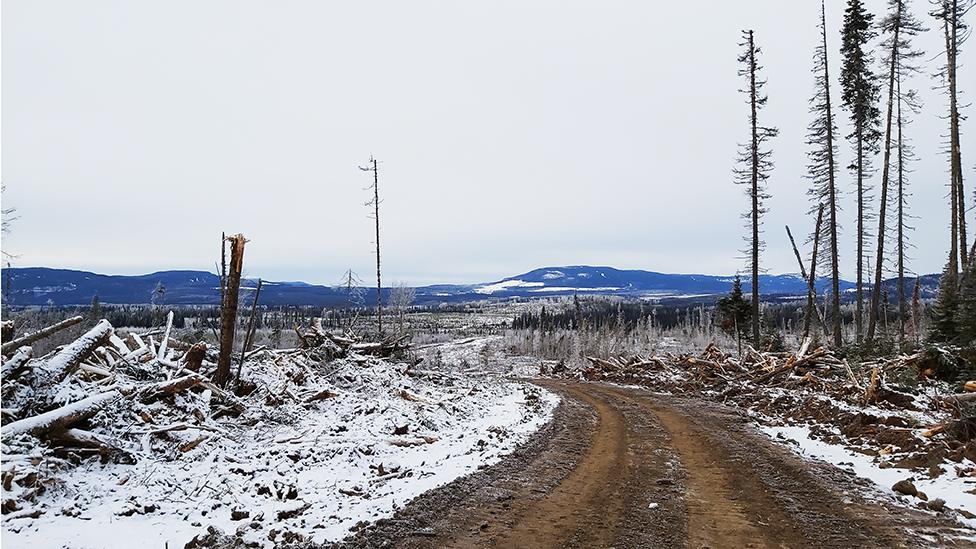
[840,0,882,344]
[90,294,101,321]
[806,2,843,347]
[931,256,961,343]
[734,29,778,346]
[957,254,976,345]
[717,275,752,341]
[894,66,922,347]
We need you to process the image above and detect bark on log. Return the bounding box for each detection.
[1,316,84,357]
[2,390,121,439]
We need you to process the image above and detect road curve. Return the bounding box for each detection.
[337,381,974,549]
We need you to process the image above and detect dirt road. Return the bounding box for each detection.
[338,381,974,548]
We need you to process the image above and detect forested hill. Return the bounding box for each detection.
[0,266,938,306]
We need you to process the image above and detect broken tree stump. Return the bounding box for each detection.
[215,233,246,388]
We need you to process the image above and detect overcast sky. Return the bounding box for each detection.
[2,0,972,285]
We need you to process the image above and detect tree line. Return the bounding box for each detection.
[735,0,973,351]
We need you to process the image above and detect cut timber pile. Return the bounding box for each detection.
[294,318,411,359]
[0,315,412,523]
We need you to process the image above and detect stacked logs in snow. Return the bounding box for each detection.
[579,338,958,407]
[0,315,406,520]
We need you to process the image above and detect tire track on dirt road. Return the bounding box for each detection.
[338,381,974,549]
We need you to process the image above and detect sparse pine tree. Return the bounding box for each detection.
[932,0,972,271]
[806,2,843,347]
[734,29,778,346]
[868,0,926,342]
[893,65,923,347]
[910,276,923,344]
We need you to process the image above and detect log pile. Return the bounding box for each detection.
[0,315,412,520]
[294,318,411,359]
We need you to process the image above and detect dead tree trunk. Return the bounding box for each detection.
[787,204,828,338]
[215,234,245,388]
[896,70,908,348]
[372,158,383,335]
[867,2,901,342]
[235,278,263,386]
[220,231,227,305]
[747,30,762,347]
[948,0,966,269]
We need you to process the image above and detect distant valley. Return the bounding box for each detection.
[0,266,940,307]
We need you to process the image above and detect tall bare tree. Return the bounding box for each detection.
[894,66,923,346]
[1,184,19,262]
[867,0,925,342]
[806,2,844,347]
[734,29,778,346]
[933,0,972,273]
[361,157,383,335]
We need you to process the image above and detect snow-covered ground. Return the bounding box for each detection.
[2,341,558,548]
[763,423,976,528]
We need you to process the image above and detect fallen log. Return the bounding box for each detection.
[941,393,976,405]
[1,316,84,357]
[140,374,205,402]
[0,346,33,380]
[305,389,338,403]
[2,390,121,439]
[32,320,113,391]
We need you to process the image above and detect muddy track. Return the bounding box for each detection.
[337,381,973,548]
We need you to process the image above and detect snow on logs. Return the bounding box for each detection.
[0,315,85,357]
[32,319,113,391]
[2,390,121,439]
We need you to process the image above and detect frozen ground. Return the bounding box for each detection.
[2,339,558,548]
[763,423,976,529]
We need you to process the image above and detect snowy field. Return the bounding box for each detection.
[2,339,558,548]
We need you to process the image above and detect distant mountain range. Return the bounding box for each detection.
[0,266,940,307]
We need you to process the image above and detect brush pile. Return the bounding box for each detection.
[1,316,556,547]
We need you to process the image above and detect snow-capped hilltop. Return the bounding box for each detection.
[472,266,856,297]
